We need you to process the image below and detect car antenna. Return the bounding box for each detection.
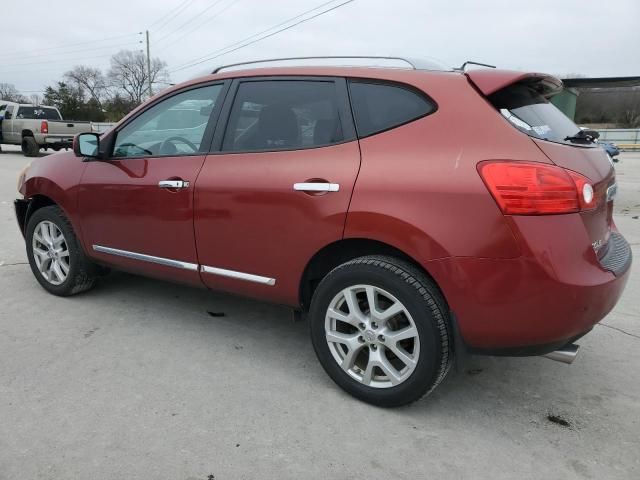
[459,61,497,71]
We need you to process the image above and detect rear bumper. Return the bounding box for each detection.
[428,216,631,353]
[43,136,73,147]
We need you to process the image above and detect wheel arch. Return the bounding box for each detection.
[299,237,449,312]
[24,194,57,229]
[22,129,34,138]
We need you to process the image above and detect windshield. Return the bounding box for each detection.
[16,106,61,120]
[489,83,590,146]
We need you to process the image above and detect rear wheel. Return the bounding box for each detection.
[25,206,97,296]
[21,136,39,157]
[309,256,452,407]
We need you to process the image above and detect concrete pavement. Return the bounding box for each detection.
[1,144,638,479]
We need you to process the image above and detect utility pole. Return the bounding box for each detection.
[145,30,153,98]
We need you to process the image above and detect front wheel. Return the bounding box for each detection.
[25,205,97,296]
[309,256,452,407]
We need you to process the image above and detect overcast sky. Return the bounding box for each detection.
[2,0,639,95]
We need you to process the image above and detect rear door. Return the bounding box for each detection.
[194,77,360,304]
[78,82,228,285]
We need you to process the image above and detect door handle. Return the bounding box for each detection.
[159,180,190,189]
[293,182,340,192]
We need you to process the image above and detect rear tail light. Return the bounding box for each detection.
[40,120,48,134]
[478,161,597,215]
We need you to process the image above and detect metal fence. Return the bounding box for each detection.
[596,129,640,151]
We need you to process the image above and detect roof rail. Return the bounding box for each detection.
[211,56,450,74]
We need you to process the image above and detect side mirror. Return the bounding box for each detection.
[74,132,100,158]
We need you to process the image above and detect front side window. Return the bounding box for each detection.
[349,81,436,138]
[113,84,223,158]
[222,80,345,152]
[15,106,61,120]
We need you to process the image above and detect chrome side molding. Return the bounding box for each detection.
[92,245,276,286]
[92,245,199,271]
[200,265,276,286]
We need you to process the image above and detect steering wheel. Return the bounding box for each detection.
[159,136,198,155]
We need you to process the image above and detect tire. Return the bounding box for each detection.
[309,255,452,407]
[21,136,39,157]
[25,205,97,296]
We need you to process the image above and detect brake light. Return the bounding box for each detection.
[478,161,596,215]
[40,120,48,134]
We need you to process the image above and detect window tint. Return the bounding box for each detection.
[489,83,586,146]
[349,81,435,137]
[222,80,344,152]
[113,84,223,158]
[16,106,61,120]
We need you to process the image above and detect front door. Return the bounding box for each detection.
[2,105,16,143]
[194,78,361,304]
[78,83,227,285]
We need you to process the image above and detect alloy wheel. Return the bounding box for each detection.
[324,284,420,388]
[31,220,70,286]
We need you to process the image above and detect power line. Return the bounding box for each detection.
[169,0,339,72]
[149,0,199,33]
[0,33,141,59]
[148,0,195,30]
[170,0,355,74]
[0,52,124,71]
[0,41,142,63]
[154,0,228,46]
[157,0,241,48]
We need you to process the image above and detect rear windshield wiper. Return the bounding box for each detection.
[564,129,599,144]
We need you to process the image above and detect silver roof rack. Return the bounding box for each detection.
[211,56,451,74]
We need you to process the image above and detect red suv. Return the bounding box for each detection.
[14,58,631,407]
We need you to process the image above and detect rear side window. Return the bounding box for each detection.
[348,81,435,137]
[222,80,345,152]
[16,107,61,120]
[489,83,585,146]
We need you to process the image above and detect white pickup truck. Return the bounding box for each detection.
[0,101,92,156]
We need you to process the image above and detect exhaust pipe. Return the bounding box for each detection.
[542,344,579,364]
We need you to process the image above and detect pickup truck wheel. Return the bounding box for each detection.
[25,206,96,296]
[309,256,452,407]
[21,136,39,157]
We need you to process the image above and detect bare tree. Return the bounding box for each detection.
[0,83,28,102]
[64,66,107,107]
[29,94,42,106]
[108,50,169,105]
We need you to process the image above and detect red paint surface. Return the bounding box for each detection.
[21,66,630,352]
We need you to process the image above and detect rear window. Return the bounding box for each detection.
[349,81,435,137]
[489,83,588,146]
[16,107,61,120]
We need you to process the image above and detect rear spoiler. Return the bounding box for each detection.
[465,69,563,98]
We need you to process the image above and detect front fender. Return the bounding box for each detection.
[22,152,87,246]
